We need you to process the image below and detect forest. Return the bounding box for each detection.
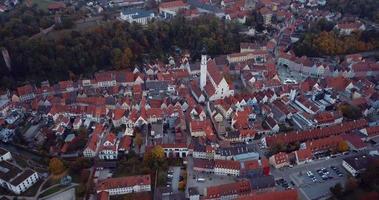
[326,0,379,23]
[0,5,248,89]
[293,19,379,57]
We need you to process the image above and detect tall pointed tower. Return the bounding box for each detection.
[200,50,207,91]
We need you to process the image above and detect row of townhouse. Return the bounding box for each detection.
[277,52,379,78]
[96,175,151,198]
[193,157,270,177]
[83,124,131,160]
[15,70,145,102]
[269,135,344,168]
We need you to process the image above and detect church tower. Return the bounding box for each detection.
[200,52,207,91]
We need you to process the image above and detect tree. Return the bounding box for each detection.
[360,192,379,200]
[337,141,349,153]
[70,157,92,172]
[151,145,165,161]
[338,103,363,120]
[118,48,134,69]
[49,157,65,175]
[330,183,343,197]
[345,177,358,193]
[267,143,285,156]
[143,145,165,169]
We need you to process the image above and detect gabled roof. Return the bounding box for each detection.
[97,175,151,191]
[237,189,298,200]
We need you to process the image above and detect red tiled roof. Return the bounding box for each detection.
[119,136,132,151]
[17,84,34,96]
[48,2,66,10]
[98,191,109,200]
[295,148,312,162]
[314,112,335,124]
[243,160,260,171]
[214,160,241,170]
[113,108,126,120]
[97,175,151,191]
[159,0,188,9]
[362,125,379,137]
[237,189,298,200]
[265,119,367,147]
[341,134,366,149]
[326,76,349,91]
[86,132,100,151]
[306,135,344,153]
[272,152,288,165]
[239,129,257,138]
[336,21,363,30]
[206,180,251,199]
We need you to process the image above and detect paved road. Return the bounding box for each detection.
[40,186,76,200]
[171,166,181,192]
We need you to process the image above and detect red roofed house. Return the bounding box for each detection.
[360,125,379,141]
[294,148,312,165]
[83,133,101,158]
[96,175,151,196]
[95,71,116,88]
[99,133,119,160]
[159,0,189,19]
[260,7,273,25]
[73,117,82,130]
[112,108,126,127]
[118,136,132,154]
[48,2,66,12]
[263,119,368,147]
[205,180,251,200]
[17,84,36,102]
[335,21,366,35]
[341,134,367,151]
[269,152,289,168]
[305,135,344,154]
[237,189,298,200]
[214,160,241,176]
[190,120,212,137]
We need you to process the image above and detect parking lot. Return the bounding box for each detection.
[294,164,347,200]
[166,166,181,192]
[185,157,237,196]
[271,154,355,200]
[286,163,347,200]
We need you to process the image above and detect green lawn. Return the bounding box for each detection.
[39,185,66,198]
[30,0,54,11]
[41,177,60,190]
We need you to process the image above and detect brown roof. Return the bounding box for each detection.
[97,175,151,191]
[206,180,251,199]
[266,119,367,147]
[159,0,188,9]
[237,189,298,200]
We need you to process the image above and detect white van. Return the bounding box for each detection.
[197,178,205,182]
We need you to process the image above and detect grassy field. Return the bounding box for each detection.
[30,0,54,11]
[39,185,66,198]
